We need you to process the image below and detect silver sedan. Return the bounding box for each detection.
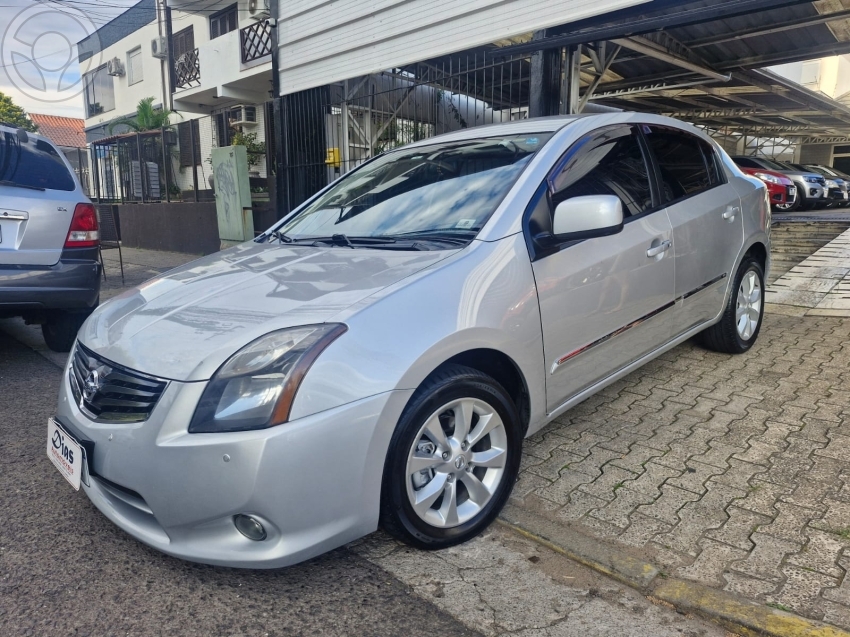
[50,112,769,568]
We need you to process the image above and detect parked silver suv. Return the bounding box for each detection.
[0,124,100,350]
[51,113,769,568]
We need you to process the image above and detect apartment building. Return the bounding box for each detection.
[77,0,273,198]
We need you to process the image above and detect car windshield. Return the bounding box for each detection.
[274,133,552,243]
[0,131,75,191]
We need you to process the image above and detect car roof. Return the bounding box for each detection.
[399,112,715,150]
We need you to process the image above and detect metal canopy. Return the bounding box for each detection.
[406,0,850,140]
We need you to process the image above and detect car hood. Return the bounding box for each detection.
[778,170,823,180]
[79,242,453,381]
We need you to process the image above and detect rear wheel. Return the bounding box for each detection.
[698,258,764,354]
[380,365,522,549]
[41,309,91,352]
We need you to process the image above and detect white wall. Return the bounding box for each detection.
[769,55,850,101]
[277,0,649,95]
[83,12,210,131]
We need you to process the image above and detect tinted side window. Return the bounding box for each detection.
[0,132,75,191]
[645,127,711,201]
[549,126,653,217]
[700,141,723,186]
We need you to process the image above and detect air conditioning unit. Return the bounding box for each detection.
[228,105,258,126]
[151,36,168,59]
[248,0,270,20]
[106,57,125,76]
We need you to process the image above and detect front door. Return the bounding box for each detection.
[643,126,744,330]
[531,125,676,413]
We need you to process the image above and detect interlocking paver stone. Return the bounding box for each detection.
[514,309,850,630]
[676,539,748,587]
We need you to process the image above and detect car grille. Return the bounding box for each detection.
[69,344,167,422]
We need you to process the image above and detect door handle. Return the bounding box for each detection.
[646,239,672,258]
[722,206,740,220]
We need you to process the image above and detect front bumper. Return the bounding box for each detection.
[766,183,794,205]
[56,357,413,568]
[0,248,100,314]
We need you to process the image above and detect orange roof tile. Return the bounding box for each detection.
[29,113,86,148]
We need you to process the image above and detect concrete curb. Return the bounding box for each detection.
[498,504,850,637]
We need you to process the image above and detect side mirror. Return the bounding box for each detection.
[552,195,624,241]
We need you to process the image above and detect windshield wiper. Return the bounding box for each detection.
[0,179,44,191]
[307,234,398,247]
[255,230,293,244]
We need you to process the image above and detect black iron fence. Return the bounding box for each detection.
[87,109,270,205]
[271,48,532,214]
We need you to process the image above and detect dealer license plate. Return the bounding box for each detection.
[788,186,796,196]
[47,418,84,490]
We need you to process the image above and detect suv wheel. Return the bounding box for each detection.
[380,364,522,549]
[41,310,91,352]
[698,258,764,354]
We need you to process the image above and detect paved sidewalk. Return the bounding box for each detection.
[512,311,850,630]
[768,226,850,316]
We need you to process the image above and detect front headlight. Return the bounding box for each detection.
[189,324,347,433]
[825,179,838,188]
[753,172,781,184]
[804,176,820,183]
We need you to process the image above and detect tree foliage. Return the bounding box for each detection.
[108,97,179,133]
[0,92,38,132]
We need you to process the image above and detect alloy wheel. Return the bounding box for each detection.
[405,398,508,528]
[735,270,762,341]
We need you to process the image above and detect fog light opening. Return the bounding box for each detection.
[234,514,267,541]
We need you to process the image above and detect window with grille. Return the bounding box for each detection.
[127,47,143,85]
[210,4,238,39]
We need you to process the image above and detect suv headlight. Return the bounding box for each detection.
[753,172,781,184]
[189,324,347,433]
[804,176,820,183]
[825,179,838,188]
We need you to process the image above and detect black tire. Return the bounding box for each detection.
[41,310,90,352]
[380,364,522,550]
[698,258,764,354]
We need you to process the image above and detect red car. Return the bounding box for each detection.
[735,165,797,211]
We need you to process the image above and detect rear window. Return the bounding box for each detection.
[0,131,76,191]
[645,127,711,201]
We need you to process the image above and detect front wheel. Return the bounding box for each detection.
[698,258,764,354]
[380,365,522,549]
[41,309,91,352]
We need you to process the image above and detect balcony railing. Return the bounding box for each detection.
[174,49,201,89]
[241,20,272,64]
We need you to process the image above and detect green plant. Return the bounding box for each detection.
[109,97,180,133]
[767,602,793,613]
[0,92,37,131]
[231,131,266,167]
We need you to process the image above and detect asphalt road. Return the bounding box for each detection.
[0,330,479,637]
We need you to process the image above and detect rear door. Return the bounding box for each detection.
[0,131,78,266]
[530,125,675,412]
[643,126,744,330]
